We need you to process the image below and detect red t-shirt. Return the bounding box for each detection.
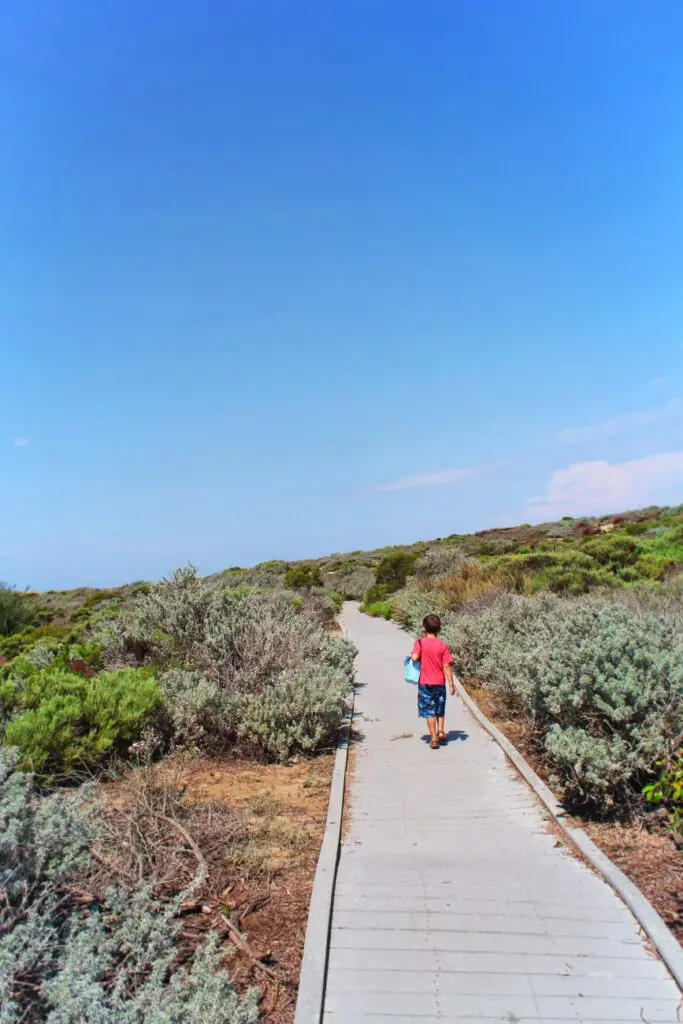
[411,635,453,686]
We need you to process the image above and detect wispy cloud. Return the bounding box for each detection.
[560,398,682,442]
[371,466,485,492]
[527,451,683,519]
[11,437,29,447]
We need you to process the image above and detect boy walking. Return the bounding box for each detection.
[410,614,455,750]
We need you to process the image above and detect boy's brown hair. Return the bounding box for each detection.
[423,614,442,635]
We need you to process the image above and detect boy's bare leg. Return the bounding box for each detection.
[436,715,446,738]
[426,717,439,746]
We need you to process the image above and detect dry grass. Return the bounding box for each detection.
[421,562,508,610]
[83,752,334,1023]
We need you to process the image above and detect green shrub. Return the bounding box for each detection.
[643,749,683,836]
[362,600,393,620]
[0,624,78,661]
[236,664,350,760]
[0,584,35,638]
[68,589,124,623]
[624,520,654,536]
[1,667,162,778]
[374,551,418,591]
[284,563,323,590]
[363,582,395,605]
[580,534,640,573]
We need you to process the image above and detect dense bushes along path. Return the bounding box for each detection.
[321,605,681,1023]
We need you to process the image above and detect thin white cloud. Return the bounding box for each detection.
[372,466,484,492]
[11,437,29,447]
[527,452,683,519]
[560,398,681,442]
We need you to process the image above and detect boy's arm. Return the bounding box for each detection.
[444,663,456,695]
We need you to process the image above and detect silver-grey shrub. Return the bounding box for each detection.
[325,565,374,601]
[93,567,356,760]
[412,545,467,579]
[158,668,222,747]
[235,664,351,761]
[0,748,97,1020]
[41,888,259,1024]
[392,586,446,631]
[440,594,683,813]
[0,749,258,1024]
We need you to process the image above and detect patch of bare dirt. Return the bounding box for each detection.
[582,820,683,942]
[461,680,683,946]
[93,752,334,1023]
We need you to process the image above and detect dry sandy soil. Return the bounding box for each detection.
[95,752,334,1024]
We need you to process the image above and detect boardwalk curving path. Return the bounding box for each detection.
[322,604,681,1023]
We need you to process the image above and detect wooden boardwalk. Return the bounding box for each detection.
[322,604,681,1023]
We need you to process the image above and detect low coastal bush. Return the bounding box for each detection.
[644,749,683,837]
[0,583,35,638]
[235,663,350,760]
[324,564,374,601]
[94,567,356,762]
[361,600,393,620]
[374,551,418,592]
[440,593,683,813]
[0,749,259,1024]
[0,663,161,778]
[284,563,322,590]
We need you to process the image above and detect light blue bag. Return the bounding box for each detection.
[404,656,421,684]
[404,640,421,684]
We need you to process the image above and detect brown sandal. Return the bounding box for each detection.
[438,732,448,745]
[430,739,440,750]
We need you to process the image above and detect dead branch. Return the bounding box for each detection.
[220,913,279,982]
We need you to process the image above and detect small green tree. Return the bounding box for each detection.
[374,552,417,591]
[284,564,323,590]
[0,583,34,637]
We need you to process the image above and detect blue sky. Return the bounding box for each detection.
[2,0,682,590]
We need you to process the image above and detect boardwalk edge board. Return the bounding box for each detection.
[294,618,354,1024]
[453,674,683,991]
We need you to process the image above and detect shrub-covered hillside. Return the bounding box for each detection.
[352,503,683,837]
[1,500,682,1015]
[0,568,355,1021]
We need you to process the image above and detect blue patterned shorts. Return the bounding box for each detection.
[417,684,446,719]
